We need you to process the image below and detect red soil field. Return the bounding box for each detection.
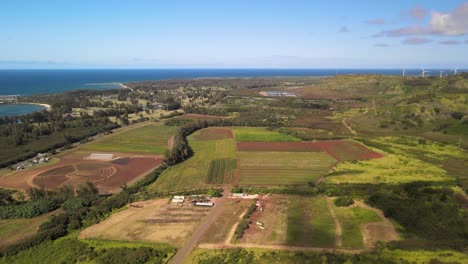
[237,142,323,152]
[313,140,383,161]
[194,127,233,140]
[237,140,383,161]
[175,114,227,120]
[0,156,163,194]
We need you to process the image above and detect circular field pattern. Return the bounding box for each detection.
[33,163,118,189]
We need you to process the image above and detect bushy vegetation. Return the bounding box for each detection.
[232,200,257,242]
[334,196,354,207]
[188,248,468,264]
[368,183,467,246]
[0,236,173,264]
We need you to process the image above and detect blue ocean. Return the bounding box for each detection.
[0,69,463,117]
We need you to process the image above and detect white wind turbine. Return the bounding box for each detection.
[439,70,445,78]
[402,69,406,77]
[420,67,429,78]
[454,67,458,75]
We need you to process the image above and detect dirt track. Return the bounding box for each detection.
[198,242,366,254]
[169,188,229,264]
[326,196,343,247]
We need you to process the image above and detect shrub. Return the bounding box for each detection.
[334,196,354,207]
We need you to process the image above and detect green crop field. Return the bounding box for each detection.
[206,159,237,184]
[83,124,177,154]
[286,196,335,247]
[151,129,236,191]
[333,206,381,249]
[239,151,336,185]
[308,197,336,247]
[232,127,301,142]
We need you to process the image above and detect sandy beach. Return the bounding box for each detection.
[25,103,52,111]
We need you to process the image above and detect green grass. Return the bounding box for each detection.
[325,136,458,184]
[83,124,177,154]
[206,159,237,184]
[151,129,236,192]
[309,197,336,248]
[333,206,381,249]
[0,210,57,248]
[286,196,336,247]
[286,198,314,246]
[0,234,175,264]
[239,151,336,185]
[186,248,468,264]
[232,127,301,142]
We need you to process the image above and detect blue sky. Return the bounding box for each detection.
[1,0,467,69]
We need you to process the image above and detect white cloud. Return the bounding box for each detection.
[430,3,468,35]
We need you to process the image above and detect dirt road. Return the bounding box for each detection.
[169,189,229,264]
[326,197,343,247]
[198,242,365,254]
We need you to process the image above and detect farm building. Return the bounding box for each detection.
[89,153,114,160]
[195,202,214,207]
[171,195,185,204]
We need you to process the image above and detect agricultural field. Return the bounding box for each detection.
[238,151,336,185]
[193,127,233,141]
[0,155,162,194]
[151,128,236,192]
[311,140,383,161]
[80,199,211,247]
[240,195,395,250]
[286,196,336,247]
[206,159,237,184]
[232,127,301,142]
[83,124,177,154]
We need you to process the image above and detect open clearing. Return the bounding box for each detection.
[238,151,336,185]
[80,199,212,247]
[0,210,60,248]
[199,199,252,244]
[240,195,397,250]
[241,196,335,248]
[151,128,236,192]
[83,124,177,154]
[232,127,301,142]
[325,153,453,184]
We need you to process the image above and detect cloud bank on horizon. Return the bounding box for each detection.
[0,0,467,69]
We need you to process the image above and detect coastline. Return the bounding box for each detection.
[22,102,52,111]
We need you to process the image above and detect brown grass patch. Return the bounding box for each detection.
[193,127,233,141]
[80,199,211,247]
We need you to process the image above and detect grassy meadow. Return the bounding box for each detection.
[286,196,336,248]
[333,206,381,249]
